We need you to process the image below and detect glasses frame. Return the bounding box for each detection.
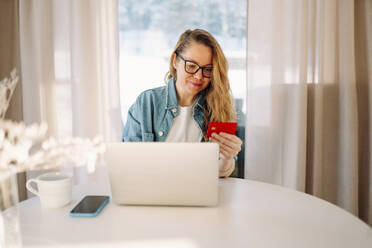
[176,53,213,78]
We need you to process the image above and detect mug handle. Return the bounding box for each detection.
[26,179,40,196]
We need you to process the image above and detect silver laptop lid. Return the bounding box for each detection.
[105,142,219,206]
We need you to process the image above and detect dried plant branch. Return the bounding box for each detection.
[0,68,19,119]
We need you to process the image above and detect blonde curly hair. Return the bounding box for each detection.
[166,29,236,137]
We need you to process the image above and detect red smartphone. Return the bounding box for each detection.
[207,122,238,138]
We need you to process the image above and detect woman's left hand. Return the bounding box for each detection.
[209,132,242,160]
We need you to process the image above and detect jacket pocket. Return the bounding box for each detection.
[143,132,154,142]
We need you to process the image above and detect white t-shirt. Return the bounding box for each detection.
[165,106,203,142]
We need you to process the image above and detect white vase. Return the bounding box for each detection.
[0,170,23,247]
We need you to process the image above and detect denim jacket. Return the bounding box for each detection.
[122,78,207,142]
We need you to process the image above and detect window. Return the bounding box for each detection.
[118,0,246,177]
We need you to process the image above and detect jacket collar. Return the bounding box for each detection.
[165,77,178,110]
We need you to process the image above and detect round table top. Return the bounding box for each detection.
[12,173,372,247]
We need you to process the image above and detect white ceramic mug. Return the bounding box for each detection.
[26,172,72,208]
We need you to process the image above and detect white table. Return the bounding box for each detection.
[14,168,372,247]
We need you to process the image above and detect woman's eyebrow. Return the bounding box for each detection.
[184,58,213,67]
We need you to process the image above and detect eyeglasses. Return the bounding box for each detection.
[176,53,213,78]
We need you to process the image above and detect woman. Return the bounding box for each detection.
[122,29,242,177]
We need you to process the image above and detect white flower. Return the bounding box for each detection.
[0,119,105,174]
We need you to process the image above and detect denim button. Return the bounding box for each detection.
[158,131,164,137]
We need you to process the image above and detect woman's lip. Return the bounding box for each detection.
[190,82,202,87]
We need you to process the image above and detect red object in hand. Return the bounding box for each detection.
[207,122,238,138]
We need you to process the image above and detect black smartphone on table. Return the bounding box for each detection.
[70,195,109,217]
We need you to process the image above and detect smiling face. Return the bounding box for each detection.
[172,42,213,106]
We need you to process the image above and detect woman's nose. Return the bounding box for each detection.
[193,69,203,79]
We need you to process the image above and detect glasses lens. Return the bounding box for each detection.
[185,61,198,73]
[203,67,213,78]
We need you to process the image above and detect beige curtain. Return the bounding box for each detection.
[355,0,372,227]
[19,0,122,185]
[19,0,122,139]
[246,0,372,225]
[0,0,27,202]
[1,0,23,122]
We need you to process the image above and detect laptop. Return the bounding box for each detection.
[105,142,219,206]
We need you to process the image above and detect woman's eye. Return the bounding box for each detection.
[205,68,213,73]
[186,64,197,71]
